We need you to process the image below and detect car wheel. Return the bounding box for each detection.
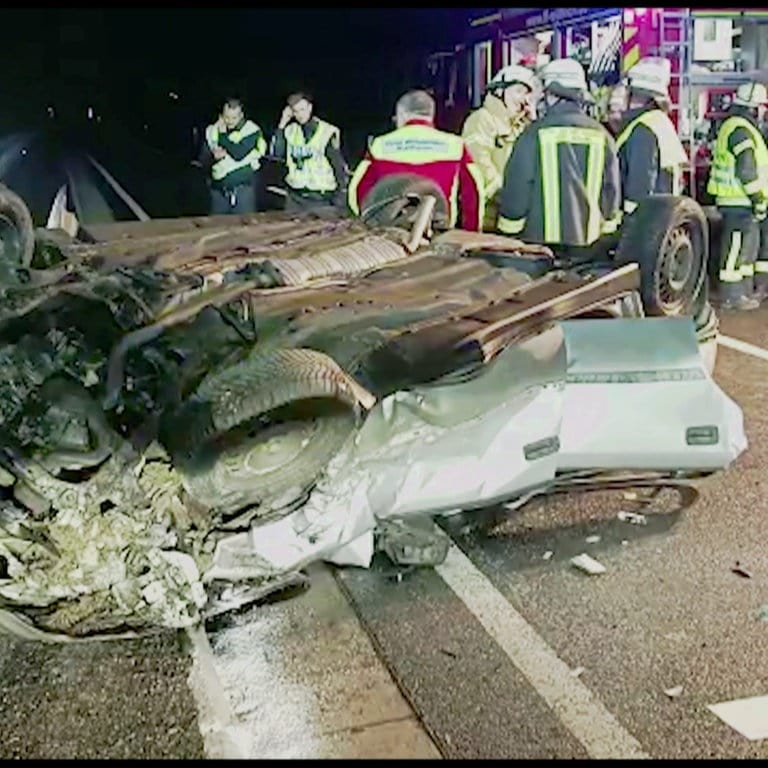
[0,183,34,268]
[615,195,708,317]
[360,172,450,230]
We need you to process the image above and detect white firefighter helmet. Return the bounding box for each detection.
[487,64,537,92]
[627,57,672,100]
[539,58,588,95]
[733,81,768,108]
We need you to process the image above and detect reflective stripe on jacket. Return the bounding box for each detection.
[616,107,688,214]
[285,119,340,193]
[347,119,485,231]
[707,115,768,207]
[497,100,621,246]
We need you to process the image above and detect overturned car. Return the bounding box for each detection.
[0,181,746,640]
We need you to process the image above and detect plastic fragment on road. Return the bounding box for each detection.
[731,563,752,579]
[617,511,647,525]
[707,695,768,740]
[570,666,585,677]
[569,553,606,575]
[664,685,684,698]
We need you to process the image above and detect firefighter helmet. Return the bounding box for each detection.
[733,82,768,108]
[540,59,589,95]
[487,64,537,93]
[627,57,672,100]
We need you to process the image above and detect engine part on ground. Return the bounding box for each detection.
[377,516,451,567]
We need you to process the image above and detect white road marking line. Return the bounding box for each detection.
[707,695,768,741]
[185,625,252,759]
[435,545,650,760]
[718,334,768,363]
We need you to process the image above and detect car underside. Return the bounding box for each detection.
[0,181,746,640]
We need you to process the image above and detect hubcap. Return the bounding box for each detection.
[657,226,696,311]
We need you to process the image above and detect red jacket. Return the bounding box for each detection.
[348,118,484,231]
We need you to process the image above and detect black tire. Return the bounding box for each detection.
[615,195,708,317]
[164,349,363,515]
[178,401,355,516]
[360,173,450,230]
[0,184,34,268]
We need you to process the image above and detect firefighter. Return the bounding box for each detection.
[615,57,688,218]
[497,59,621,257]
[707,81,768,310]
[271,91,348,213]
[200,98,267,215]
[347,89,484,231]
[603,83,628,137]
[460,64,539,230]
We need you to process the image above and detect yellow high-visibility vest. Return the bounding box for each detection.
[284,119,340,193]
[205,119,266,180]
[707,115,768,207]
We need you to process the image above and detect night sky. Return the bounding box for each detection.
[1,8,476,163]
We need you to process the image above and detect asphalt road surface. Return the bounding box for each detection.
[1,306,767,759]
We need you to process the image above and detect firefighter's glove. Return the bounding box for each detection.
[753,201,767,223]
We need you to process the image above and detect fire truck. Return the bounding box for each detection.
[425,7,768,203]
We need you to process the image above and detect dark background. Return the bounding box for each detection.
[1,8,474,166]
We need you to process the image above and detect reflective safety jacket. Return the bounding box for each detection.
[348,118,485,231]
[284,119,341,193]
[205,119,267,189]
[497,100,621,247]
[707,109,768,208]
[461,93,530,201]
[616,106,688,215]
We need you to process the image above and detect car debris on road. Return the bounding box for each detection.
[617,511,648,526]
[569,553,607,576]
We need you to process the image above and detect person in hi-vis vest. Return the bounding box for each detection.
[707,82,768,311]
[270,91,349,213]
[200,97,267,215]
[615,57,688,219]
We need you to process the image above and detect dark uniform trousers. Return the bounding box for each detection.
[718,207,760,301]
[757,216,768,293]
[284,188,337,215]
[209,174,258,216]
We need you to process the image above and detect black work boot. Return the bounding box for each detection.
[718,281,760,311]
[754,275,768,303]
